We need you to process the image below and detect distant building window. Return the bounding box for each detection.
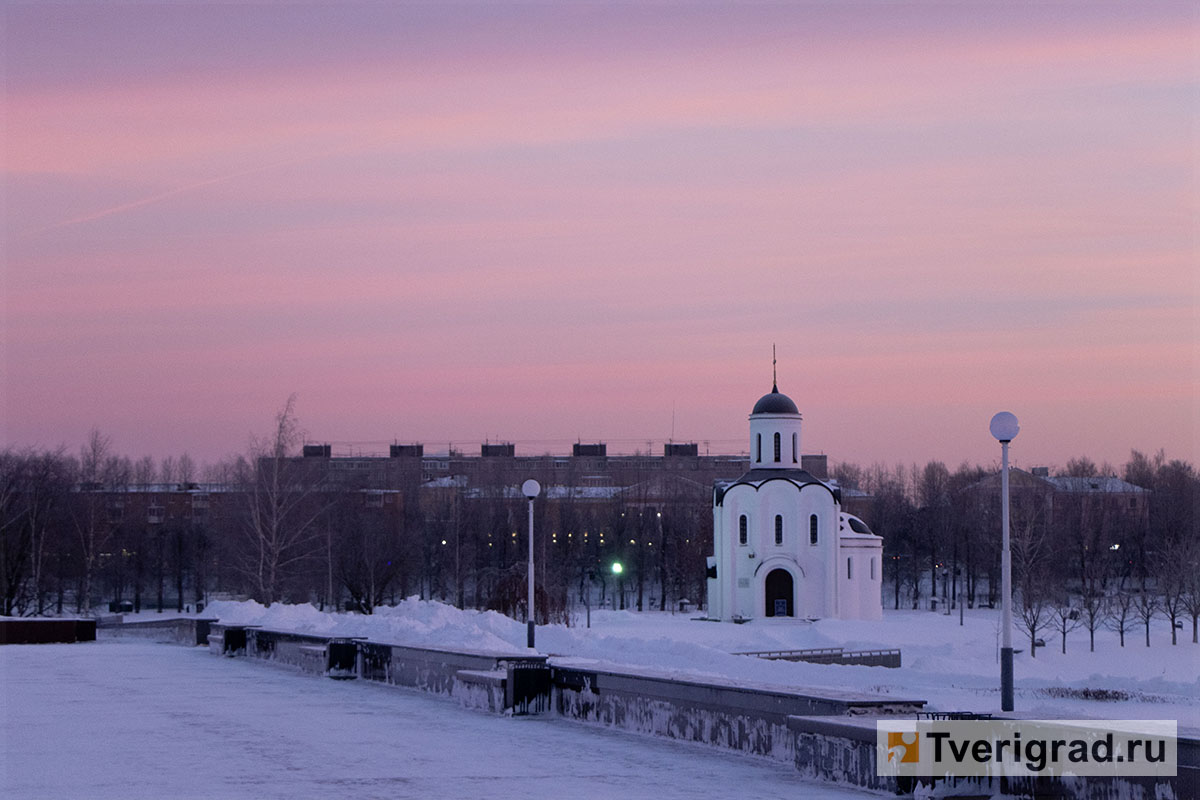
[792,433,797,463]
[773,432,781,462]
[847,557,853,580]
[756,434,761,463]
[1128,497,1137,508]
[809,514,818,545]
[739,515,748,545]
[774,515,783,545]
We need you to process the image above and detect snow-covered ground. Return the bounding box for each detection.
[189,599,1200,731]
[1,640,873,799]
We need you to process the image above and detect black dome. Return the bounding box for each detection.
[751,386,799,415]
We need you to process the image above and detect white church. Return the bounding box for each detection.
[706,382,883,621]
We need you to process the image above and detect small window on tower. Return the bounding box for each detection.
[756,434,761,463]
[774,515,783,545]
[809,514,818,545]
[792,432,797,463]
[773,432,781,462]
[739,515,748,545]
[847,557,853,580]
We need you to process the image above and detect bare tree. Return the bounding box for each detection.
[1133,590,1160,648]
[0,450,31,614]
[133,456,156,485]
[331,488,401,614]
[1106,590,1135,647]
[160,456,177,485]
[177,453,196,486]
[1178,536,1200,644]
[237,397,327,606]
[1017,586,1051,658]
[1049,591,1083,654]
[1078,583,1107,652]
[1158,549,1188,646]
[1011,484,1053,657]
[72,430,128,615]
[1063,457,1098,478]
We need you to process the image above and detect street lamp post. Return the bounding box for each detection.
[990,411,1019,713]
[521,479,541,649]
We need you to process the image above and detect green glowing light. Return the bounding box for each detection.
[611,562,623,575]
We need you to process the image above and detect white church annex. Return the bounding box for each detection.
[706,382,883,621]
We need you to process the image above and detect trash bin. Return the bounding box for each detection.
[327,639,359,679]
[505,662,550,715]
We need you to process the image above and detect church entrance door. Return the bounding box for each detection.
[764,569,793,617]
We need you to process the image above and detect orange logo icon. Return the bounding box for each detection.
[887,731,919,764]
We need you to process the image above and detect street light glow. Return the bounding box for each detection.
[611,562,623,575]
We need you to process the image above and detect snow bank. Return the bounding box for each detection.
[203,598,527,653]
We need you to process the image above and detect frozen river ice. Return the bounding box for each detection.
[1,639,873,799]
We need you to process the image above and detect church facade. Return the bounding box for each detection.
[706,384,883,621]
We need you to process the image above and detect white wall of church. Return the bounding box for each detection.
[714,480,839,620]
[838,540,883,621]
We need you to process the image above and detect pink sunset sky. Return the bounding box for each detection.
[4,3,1197,471]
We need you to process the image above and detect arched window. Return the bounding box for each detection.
[809,514,818,545]
[739,515,748,545]
[755,434,761,463]
[870,557,876,581]
[773,432,781,462]
[847,557,853,580]
[774,515,783,545]
[792,432,798,463]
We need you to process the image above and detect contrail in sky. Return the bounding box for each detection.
[19,148,341,239]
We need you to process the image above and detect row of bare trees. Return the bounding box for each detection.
[835,451,1199,655]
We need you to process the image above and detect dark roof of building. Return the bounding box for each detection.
[751,384,799,415]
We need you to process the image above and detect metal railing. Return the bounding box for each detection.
[733,646,901,668]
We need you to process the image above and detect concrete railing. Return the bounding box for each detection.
[105,618,215,647]
[550,662,925,763]
[206,623,550,715]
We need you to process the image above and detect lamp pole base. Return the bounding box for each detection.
[527,620,535,650]
[1001,647,1014,712]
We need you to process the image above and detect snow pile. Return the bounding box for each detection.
[203,598,526,653]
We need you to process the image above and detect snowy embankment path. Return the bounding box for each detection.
[193,599,1200,731]
[1,640,872,800]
